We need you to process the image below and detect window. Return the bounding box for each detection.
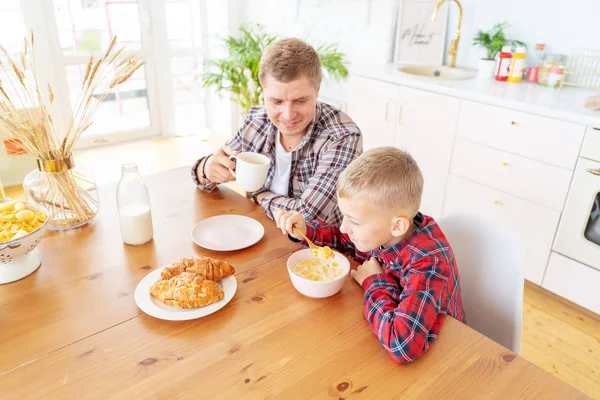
[53,0,152,139]
[165,0,207,134]
[2,0,210,148]
[0,1,29,103]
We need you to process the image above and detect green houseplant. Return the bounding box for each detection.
[200,24,349,113]
[472,22,525,78]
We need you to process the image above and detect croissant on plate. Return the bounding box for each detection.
[149,272,224,309]
[161,256,235,281]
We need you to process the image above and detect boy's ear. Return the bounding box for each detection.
[391,216,411,237]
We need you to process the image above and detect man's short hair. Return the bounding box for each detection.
[259,38,322,87]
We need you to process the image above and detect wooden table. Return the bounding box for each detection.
[0,167,590,399]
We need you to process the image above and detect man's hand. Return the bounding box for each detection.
[351,257,383,286]
[202,146,239,184]
[274,209,306,238]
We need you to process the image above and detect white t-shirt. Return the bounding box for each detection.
[269,133,293,196]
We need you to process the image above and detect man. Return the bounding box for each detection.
[191,38,362,226]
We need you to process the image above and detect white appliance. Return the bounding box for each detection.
[553,127,600,270]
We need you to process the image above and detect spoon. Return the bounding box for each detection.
[293,227,334,259]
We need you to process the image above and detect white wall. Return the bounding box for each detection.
[447,0,600,68]
[203,0,242,136]
[243,0,399,105]
[242,0,600,71]
[244,0,397,64]
[233,0,599,111]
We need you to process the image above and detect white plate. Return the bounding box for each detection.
[191,214,265,251]
[134,264,237,321]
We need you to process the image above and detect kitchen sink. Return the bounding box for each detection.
[398,65,477,80]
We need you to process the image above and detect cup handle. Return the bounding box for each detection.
[228,155,237,178]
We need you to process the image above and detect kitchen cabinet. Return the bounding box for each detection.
[395,87,459,218]
[348,79,458,218]
[456,100,584,170]
[543,252,600,315]
[450,139,573,211]
[443,175,560,285]
[347,75,398,151]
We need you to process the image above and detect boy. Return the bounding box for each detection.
[275,147,465,364]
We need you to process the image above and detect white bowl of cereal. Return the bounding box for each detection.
[286,248,350,298]
[0,199,49,284]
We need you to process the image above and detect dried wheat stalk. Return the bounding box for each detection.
[0,33,144,228]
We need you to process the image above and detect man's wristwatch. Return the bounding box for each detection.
[251,189,267,205]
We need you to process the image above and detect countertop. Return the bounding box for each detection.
[350,64,600,127]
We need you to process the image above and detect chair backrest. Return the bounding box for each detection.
[437,213,526,354]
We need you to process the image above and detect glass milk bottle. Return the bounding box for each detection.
[116,163,154,245]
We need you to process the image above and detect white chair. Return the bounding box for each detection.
[437,213,526,354]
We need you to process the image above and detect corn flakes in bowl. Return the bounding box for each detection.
[286,248,350,298]
[0,199,49,265]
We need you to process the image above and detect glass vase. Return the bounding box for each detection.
[22,156,99,230]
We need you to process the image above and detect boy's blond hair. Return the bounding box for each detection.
[259,38,322,88]
[336,147,424,217]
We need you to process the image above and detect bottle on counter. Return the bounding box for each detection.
[534,43,546,65]
[546,67,564,89]
[495,45,512,81]
[526,66,539,82]
[507,46,527,83]
[116,163,154,246]
[538,54,566,85]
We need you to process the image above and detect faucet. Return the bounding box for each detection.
[431,0,463,68]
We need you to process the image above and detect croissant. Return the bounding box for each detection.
[149,272,224,309]
[161,256,235,281]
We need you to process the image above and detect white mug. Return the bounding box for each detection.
[229,152,271,192]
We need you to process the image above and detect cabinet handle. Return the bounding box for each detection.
[398,103,405,125]
[493,200,502,205]
[384,99,392,122]
[586,168,600,176]
[502,162,510,167]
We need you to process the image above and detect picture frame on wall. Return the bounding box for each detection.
[393,0,448,65]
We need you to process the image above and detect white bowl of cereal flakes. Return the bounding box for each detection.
[0,199,49,284]
[286,248,350,298]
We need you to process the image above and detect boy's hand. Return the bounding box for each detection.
[274,209,306,239]
[351,257,383,286]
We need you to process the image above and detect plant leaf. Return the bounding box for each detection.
[471,21,524,60]
[198,23,348,112]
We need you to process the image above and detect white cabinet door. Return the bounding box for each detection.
[395,87,459,218]
[347,76,399,151]
[581,127,600,162]
[443,175,560,285]
[450,139,573,211]
[543,252,600,315]
[456,100,584,170]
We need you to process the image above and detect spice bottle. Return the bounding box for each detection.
[495,46,512,81]
[508,46,527,83]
